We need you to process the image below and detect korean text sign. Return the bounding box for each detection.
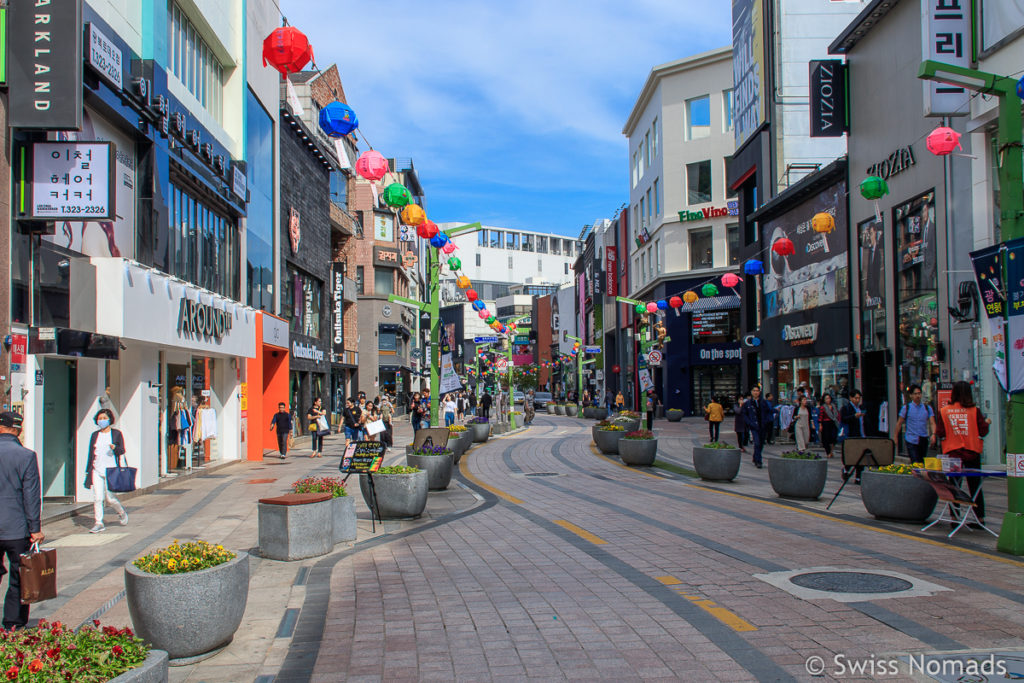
[31,142,115,220]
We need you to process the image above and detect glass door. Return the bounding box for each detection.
[42,359,76,499]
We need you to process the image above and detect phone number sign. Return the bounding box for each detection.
[31,142,115,220]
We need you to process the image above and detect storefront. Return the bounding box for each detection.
[245,312,290,460]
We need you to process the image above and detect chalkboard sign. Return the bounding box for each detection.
[340,441,386,473]
[412,427,450,450]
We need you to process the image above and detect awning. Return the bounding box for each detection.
[679,295,741,312]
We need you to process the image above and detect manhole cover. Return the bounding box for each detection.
[790,571,913,594]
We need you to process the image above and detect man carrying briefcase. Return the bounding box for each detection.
[0,412,44,629]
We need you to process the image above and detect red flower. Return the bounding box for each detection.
[92,619,100,628]
[5,666,17,680]
[28,659,43,673]
[46,647,60,659]
[112,645,124,657]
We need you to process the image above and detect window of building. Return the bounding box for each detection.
[652,117,659,159]
[654,239,661,275]
[689,228,713,269]
[329,171,346,209]
[633,205,639,238]
[522,234,534,252]
[687,160,712,205]
[640,252,646,282]
[723,89,734,132]
[379,331,397,352]
[169,3,224,121]
[639,197,645,228]
[644,130,651,167]
[686,95,710,140]
[727,224,740,265]
[356,266,364,294]
[646,188,652,225]
[282,266,322,337]
[476,253,481,267]
[246,88,274,312]
[631,151,638,188]
[552,239,561,255]
[478,230,487,247]
[981,1,1024,51]
[374,269,393,295]
[169,183,239,300]
[538,258,543,273]
[564,263,569,275]
[653,178,660,218]
[507,232,520,250]
[537,236,548,253]
[508,255,513,268]
[724,156,737,199]
[489,230,503,249]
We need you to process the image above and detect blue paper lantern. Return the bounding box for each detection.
[472,300,485,311]
[318,102,358,137]
[430,232,450,249]
[743,259,764,275]
[1018,76,1024,100]
[656,300,668,310]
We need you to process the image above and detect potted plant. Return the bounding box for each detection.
[692,441,742,482]
[619,430,657,466]
[555,403,566,415]
[448,424,470,463]
[613,411,641,433]
[0,618,167,682]
[292,476,355,544]
[468,416,491,443]
[359,465,428,519]
[666,408,684,422]
[766,451,828,500]
[407,444,454,490]
[126,540,248,663]
[546,401,557,415]
[861,462,938,522]
[565,402,578,417]
[593,422,626,455]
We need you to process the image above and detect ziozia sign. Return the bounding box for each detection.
[178,298,233,341]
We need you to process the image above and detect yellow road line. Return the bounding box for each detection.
[589,444,663,479]
[656,576,683,585]
[553,519,608,545]
[659,574,757,632]
[459,454,524,504]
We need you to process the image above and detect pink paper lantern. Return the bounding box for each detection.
[646,302,658,313]
[722,273,741,288]
[355,150,388,181]
[478,310,489,319]
[926,126,962,156]
[442,242,457,255]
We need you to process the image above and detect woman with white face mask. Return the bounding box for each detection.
[83,408,128,533]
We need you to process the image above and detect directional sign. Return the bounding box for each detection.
[584,346,602,354]
[647,349,663,364]
[474,336,500,344]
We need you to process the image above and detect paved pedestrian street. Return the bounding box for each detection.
[35,415,1024,682]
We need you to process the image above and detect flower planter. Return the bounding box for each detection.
[470,422,490,443]
[555,405,565,415]
[109,649,170,682]
[593,429,623,455]
[766,455,828,500]
[333,495,357,544]
[125,553,249,664]
[449,432,469,464]
[613,417,641,433]
[692,447,741,482]
[619,438,657,466]
[565,404,578,417]
[546,404,557,414]
[406,453,454,490]
[861,469,938,522]
[666,409,684,422]
[359,470,428,519]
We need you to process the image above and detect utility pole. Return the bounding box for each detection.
[503,312,532,429]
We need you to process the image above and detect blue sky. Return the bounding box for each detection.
[281,1,732,237]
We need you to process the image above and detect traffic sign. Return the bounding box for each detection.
[495,358,509,371]
[474,336,500,344]
[647,349,663,364]
[584,346,602,354]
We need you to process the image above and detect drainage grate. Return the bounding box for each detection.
[790,571,913,594]
[524,472,561,477]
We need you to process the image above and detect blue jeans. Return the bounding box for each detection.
[311,431,323,452]
[751,429,765,466]
[445,412,455,426]
[344,426,359,441]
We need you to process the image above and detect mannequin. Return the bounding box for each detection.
[168,386,192,469]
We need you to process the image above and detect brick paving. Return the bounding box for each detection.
[28,414,1024,681]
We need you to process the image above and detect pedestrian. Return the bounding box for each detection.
[364,401,382,442]
[307,397,327,458]
[794,396,811,452]
[605,390,614,418]
[819,394,840,458]
[443,394,457,427]
[0,412,44,630]
[343,398,361,445]
[741,387,772,468]
[269,402,292,458]
[704,396,724,442]
[764,392,777,444]
[894,384,936,462]
[733,394,748,453]
[380,395,394,448]
[83,408,129,533]
[935,381,991,525]
[456,393,466,421]
[615,391,625,412]
[410,393,422,433]
[481,391,492,420]
[468,392,477,416]
[840,389,867,483]
[644,391,656,431]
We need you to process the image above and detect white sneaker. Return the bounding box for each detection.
[89,524,105,534]
[118,512,128,526]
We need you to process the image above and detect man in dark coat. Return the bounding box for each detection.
[840,389,867,484]
[0,412,43,629]
[480,391,492,420]
[741,386,773,468]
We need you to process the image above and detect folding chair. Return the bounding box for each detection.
[914,470,997,538]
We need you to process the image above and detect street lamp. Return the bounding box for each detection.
[919,60,1024,555]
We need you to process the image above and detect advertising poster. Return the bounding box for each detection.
[763,181,848,318]
[1005,238,1024,393]
[439,329,463,394]
[732,0,766,149]
[894,190,937,293]
[971,245,1007,390]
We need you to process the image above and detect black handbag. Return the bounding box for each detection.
[106,453,137,493]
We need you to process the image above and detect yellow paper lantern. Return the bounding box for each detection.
[456,275,471,289]
[401,204,426,226]
[683,291,699,304]
[812,212,835,234]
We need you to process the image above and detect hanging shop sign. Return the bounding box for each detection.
[866,146,915,180]
[923,0,970,117]
[332,263,344,357]
[678,204,739,222]
[8,0,83,129]
[86,23,123,91]
[292,341,325,364]
[808,60,847,137]
[781,322,819,346]
[732,0,766,148]
[605,246,618,297]
[30,142,115,220]
[374,246,401,268]
[0,9,7,86]
[178,298,233,341]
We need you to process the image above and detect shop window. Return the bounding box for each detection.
[687,160,712,205]
[727,224,740,266]
[686,95,710,140]
[689,228,713,269]
[894,190,939,398]
[374,269,394,295]
[858,216,887,350]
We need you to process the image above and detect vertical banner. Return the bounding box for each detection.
[732,0,766,148]
[439,332,462,394]
[1004,239,1024,393]
[8,0,83,129]
[331,263,345,361]
[808,60,847,137]
[922,0,970,116]
[971,245,1007,389]
[605,246,618,297]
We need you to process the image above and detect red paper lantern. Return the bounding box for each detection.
[262,27,314,76]
[612,365,621,373]
[926,126,962,156]
[355,150,388,181]
[416,220,439,239]
[466,289,479,302]
[721,273,741,288]
[668,296,683,308]
[772,238,795,256]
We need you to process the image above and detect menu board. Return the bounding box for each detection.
[692,311,733,342]
[339,441,386,473]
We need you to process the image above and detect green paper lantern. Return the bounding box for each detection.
[859,176,889,201]
[701,283,719,297]
[447,257,461,270]
[382,183,411,208]
[634,303,646,314]
[486,315,496,324]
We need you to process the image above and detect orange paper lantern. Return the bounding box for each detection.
[682,291,698,304]
[401,204,426,226]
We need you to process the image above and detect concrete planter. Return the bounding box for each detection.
[406,452,454,490]
[333,495,357,544]
[449,431,470,463]
[546,404,557,414]
[359,470,428,519]
[613,417,641,433]
[109,649,169,683]
[125,553,249,664]
[593,428,623,455]
[666,409,684,422]
[692,447,741,482]
[581,406,598,419]
[767,455,828,500]
[470,422,491,443]
[565,404,578,417]
[861,470,938,522]
[494,422,508,435]
[619,438,657,466]
[555,405,565,415]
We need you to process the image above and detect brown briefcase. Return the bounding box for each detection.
[19,543,56,605]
